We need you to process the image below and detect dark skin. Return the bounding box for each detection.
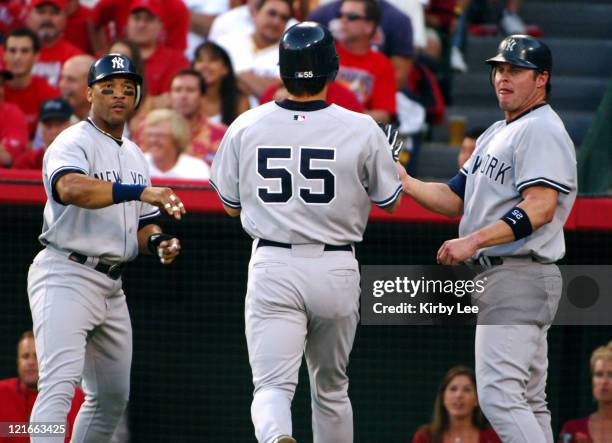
[55,75,185,264]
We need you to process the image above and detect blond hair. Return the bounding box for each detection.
[590,341,612,373]
[144,109,192,154]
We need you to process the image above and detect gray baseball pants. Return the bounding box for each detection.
[246,242,360,443]
[472,258,562,443]
[27,248,131,443]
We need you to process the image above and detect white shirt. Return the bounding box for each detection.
[146,153,211,180]
[215,32,279,77]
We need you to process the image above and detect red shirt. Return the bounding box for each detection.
[4,76,61,138]
[65,4,95,54]
[191,115,227,166]
[144,45,189,96]
[0,377,85,443]
[0,101,29,165]
[33,39,84,88]
[259,81,365,114]
[560,417,593,442]
[92,0,189,52]
[412,426,501,443]
[12,148,45,170]
[335,43,397,115]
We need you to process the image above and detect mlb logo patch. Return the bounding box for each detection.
[293,114,306,122]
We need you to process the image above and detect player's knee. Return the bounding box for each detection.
[94,386,129,415]
[477,382,506,416]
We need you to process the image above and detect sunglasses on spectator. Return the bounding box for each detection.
[336,12,369,21]
[266,9,291,22]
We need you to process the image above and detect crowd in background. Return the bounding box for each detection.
[1,329,610,443]
[0,0,531,179]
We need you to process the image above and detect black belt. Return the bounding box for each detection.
[68,252,126,280]
[477,255,540,267]
[257,239,352,252]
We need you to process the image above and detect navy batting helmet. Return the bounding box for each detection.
[88,54,143,107]
[279,22,338,82]
[486,34,552,72]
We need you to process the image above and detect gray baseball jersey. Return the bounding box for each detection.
[211,99,400,443]
[39,119,160,262]
[28,117,158,442]
[459,104,577,262]
[211,101,401,245]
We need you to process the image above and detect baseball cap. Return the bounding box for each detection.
[30,0,68,9]
[39,98,73,123]
[129,0,163,17]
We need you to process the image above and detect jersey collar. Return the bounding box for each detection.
[505,102,547,125]
[86,118,124,146]
[276,99,330,112]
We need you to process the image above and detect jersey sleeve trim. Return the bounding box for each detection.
[460,167,468,176]
[516,177,571,194]
[139,209,161,220]
[50,167,88,205]
[447,172,467,200]
[374,184,402,208]
[210,180,241,208]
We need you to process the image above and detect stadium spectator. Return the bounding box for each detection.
[92,0,189,53]
[168,69,226,165]
[208,0,298,45]
[333,0,397,123]
[215,0,293,100]
[3,28,60,138]
[59,54,95,120]
[63,0,96,54]
[559,342,612,443]
[0,331,85,443]
[125,0,189,97]
[13,98,74,170]
[192,42,250,126]
[412,366,501,443]
[25,0,83,88]
[457,126,486,168]
[0,64,29,169]
[142,109,210,180]
[308,0,414,89]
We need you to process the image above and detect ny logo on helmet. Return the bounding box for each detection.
[111,56,125,70]
[502,38,517,52]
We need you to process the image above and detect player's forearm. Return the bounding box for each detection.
[401,174,463,218]
[56,173,116,208]
[137,224,162,255]
[464,188,558,249]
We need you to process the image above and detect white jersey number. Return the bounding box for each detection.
[256,146,336,205]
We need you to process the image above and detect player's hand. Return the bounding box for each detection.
[140,187,186,220]
[157,237,181,265]
[379,123,403,162]
[436,236,478,266]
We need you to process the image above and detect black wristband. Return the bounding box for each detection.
[147,233,174,254]
[501,206,533,240]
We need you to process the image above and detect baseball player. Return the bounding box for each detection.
[399,35,577,443]
[211,22,402,443]
[27,54,186,443]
